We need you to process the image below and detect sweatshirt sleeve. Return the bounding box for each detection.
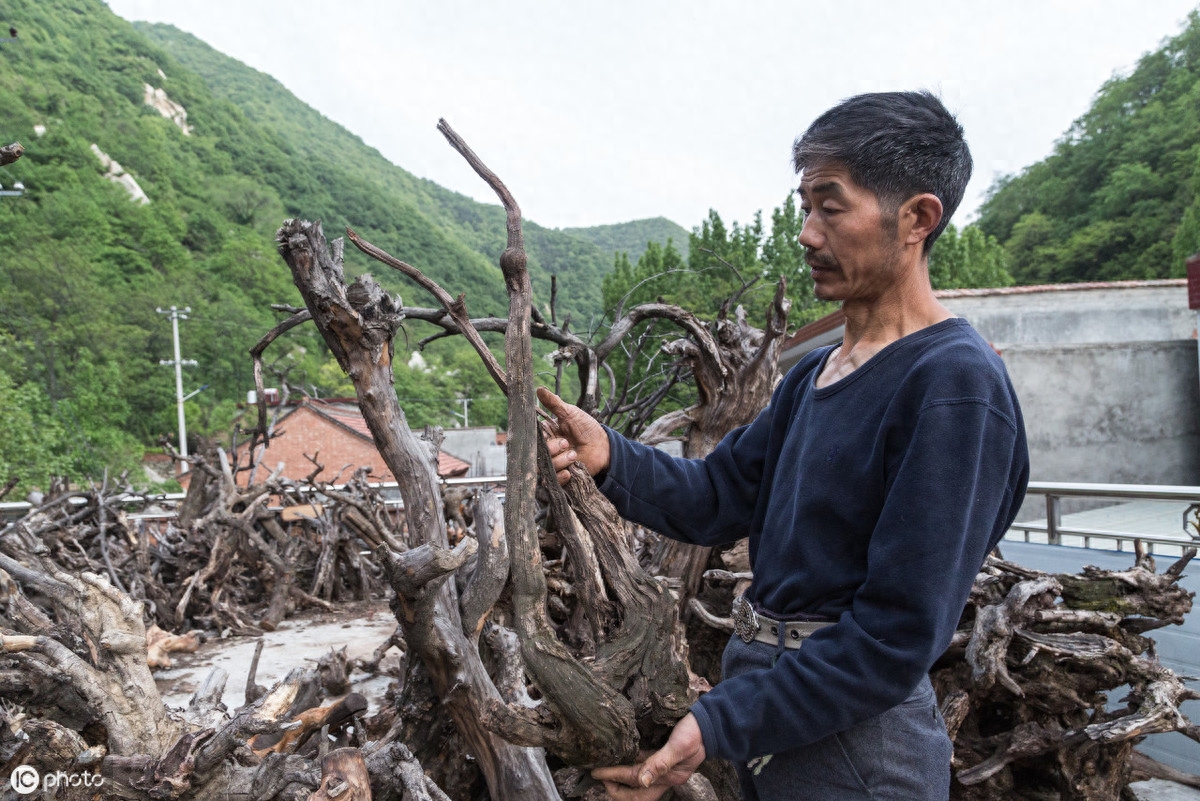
[595,351,822,546]
[691,395,1028,762]
[597,405,774,547]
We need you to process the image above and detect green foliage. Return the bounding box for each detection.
[598,197,841,435]
[977,10,1200,282]
[0,335,138,494]
[602,239,688,312]
[1171,146,1200,265]
[387,347,506,431]
[0,368,68,495]
[564,217,691,265]
[54,355,143,481]
[134,20,620,328]
[603,196,833,328]
[0,0,619,490]
[927,224,1014,290]
[0,0,332,491]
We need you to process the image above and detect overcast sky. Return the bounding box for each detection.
[106,1,1199,234]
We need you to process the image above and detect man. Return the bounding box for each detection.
[538,90,1029,800]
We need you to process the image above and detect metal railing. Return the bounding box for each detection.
[1007,481,1200,555]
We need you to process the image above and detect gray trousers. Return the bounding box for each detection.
[720,636,952,801]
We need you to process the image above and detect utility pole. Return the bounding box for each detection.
[452,398,471,428]
[157,306,198,471]
[1188,255,1200,423]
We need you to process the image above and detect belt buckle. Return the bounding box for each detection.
[732,595,759,644]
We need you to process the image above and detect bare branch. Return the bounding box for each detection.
[437,119,522,250]
[595,303,725,392]
[248,309,312,448]
[346,227,510,395]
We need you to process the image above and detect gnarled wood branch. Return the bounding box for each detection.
[276,217,559,800]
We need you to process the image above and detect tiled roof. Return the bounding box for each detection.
[932,278,1186,298]
[279,399,472,478]
[784,309,845,347]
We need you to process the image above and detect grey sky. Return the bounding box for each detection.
[107,1,1199,234]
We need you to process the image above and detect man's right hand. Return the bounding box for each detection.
[537,387,611,485]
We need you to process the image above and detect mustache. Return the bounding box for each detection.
[804,250,839,270]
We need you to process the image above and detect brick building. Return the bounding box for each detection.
[237,398,471,485]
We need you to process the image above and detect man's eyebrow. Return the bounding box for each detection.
[796,181,847,200]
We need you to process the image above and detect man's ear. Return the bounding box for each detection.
[899,193,944,248]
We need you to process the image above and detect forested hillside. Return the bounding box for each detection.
[564,216,691,264]
[0,0,683,493]
[977,9,1200,283]
[133,21,631,327]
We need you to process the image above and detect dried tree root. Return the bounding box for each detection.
[307,748,371,801]
[146,624,202,668]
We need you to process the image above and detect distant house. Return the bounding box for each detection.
[439,427,509,477]
[236,398,471,485]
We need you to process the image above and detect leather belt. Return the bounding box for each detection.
[732,595,833,649]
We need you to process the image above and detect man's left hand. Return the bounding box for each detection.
[592,714,706,801]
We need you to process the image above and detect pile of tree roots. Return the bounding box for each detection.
[0,453,396,640]
[3,122,1199,800]
[3,479,1199,800]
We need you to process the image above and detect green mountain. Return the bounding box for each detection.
[132,21,625,328]
[140,20,694,328]
[0,0,681,491]
[564,217,691,264]
[977,10,1200,284]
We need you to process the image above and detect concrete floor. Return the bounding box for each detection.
[1133,779,1200,800]
[154,600,400,712]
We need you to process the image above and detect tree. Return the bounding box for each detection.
[0,0,644,491]
[1170,146,1200,268]
[1002,211,1060,284]
[0,366,67,495]
[977,10,1200,283]
[928,224,1014,290]
[762,192,826,325]
[268,124,1200,800]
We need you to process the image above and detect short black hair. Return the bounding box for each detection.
[792,91,971,253]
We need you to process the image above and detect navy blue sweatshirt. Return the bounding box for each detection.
[598,318,1029,762]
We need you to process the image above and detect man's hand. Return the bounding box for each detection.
[591,714,706,801]
[537,387,611,485]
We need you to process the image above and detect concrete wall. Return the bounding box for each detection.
[1001,340,1200,485]
[938,283,1200,487]
[440,427,508,477]
[941,283,1195,346]
[782,282,1200,486]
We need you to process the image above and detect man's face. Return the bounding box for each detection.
[795,163,906,304]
